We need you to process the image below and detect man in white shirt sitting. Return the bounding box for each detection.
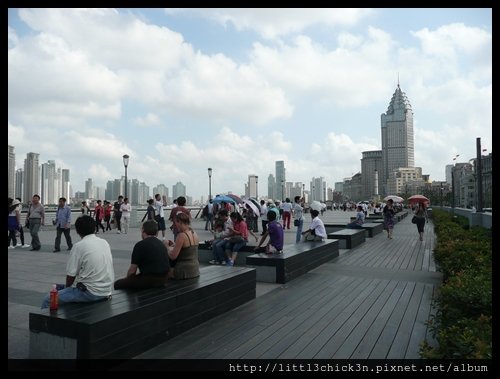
[41,215,114,308]
[301,209,327,241]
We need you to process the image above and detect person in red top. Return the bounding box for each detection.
[94,200,105,233]
[224,212,250,266]
[103,201,112,231]
[168,196,191,240]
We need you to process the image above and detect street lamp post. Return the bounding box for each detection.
[122,154,129,199]
[302,183,305,199]
[255,176,258,199]
[208,168,212,201]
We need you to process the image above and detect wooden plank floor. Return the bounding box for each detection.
[136,217,441,359]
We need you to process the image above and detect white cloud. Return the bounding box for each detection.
[134,113,161,127]
[412,23,492,58]
[166,8,373,39]
[249,28,396,107]
[10,8,293,128]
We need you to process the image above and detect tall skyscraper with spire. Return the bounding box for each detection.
[381,82,414,193]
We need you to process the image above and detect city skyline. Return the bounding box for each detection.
[8,9,492,199]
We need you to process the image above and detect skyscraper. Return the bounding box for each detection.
[173,182,186,199]
[247,175,258,198]
[61,169,71,201]
[41,160,58,205]
[8,145,15,198]
[15,168,24,200]
[267,174,275,200]
[275,161,285,200]
[23,152,40,202]
[361,150,383,200]
[381,83,414,193]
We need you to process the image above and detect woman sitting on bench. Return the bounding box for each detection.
[166,212,200,279]
[347,205,365,229]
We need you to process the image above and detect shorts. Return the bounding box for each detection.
[155,216,166,231]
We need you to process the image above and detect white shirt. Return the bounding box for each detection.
[260,204,268,221]
[120,202,131,217]
[309,216,327,239]
[66,234,114,297]
[282,202,293,212]
[154,199,164,218]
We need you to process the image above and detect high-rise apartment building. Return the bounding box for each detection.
[173,182,186,199]
[15,168,24,200]
[85,178,94,200]
[381,84,414,194]
[275,161,285,200]
[61,169,71,200]
[267,174,275,200]
[23,152,40,202]
[41,160,58,205]
[247,175,258,198]
[8,145,15,198]
[310,177,326,202]
[361,150,383,200]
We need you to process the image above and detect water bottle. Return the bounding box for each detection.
[49,284,58,311]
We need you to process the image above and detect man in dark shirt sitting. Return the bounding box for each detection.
[114,220,170,289]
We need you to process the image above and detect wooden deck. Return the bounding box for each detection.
[136,216,441,359]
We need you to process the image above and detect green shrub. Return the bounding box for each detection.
[421,315,492,359]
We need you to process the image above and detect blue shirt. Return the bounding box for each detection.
[56,205,72,227]
[267,220,284,250]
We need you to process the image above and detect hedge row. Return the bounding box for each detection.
[420,210,491,359]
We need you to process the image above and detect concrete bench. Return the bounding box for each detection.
[246,240,339,284]
[359,222,384,237]
[327,229,366,249]
[29,265,256,359]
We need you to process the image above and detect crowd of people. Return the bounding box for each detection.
[9,193,427,311]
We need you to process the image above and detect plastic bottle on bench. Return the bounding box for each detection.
[49,284,59,311]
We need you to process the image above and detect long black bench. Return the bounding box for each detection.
[246,240,339,284]
[29,265,256,359]
[326,222,383,238]
[327,229,366,249]
[198,242,262,266]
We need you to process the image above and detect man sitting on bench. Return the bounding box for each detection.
[41,215,114,308]
[302,209,327,241]
[114,220,170,289]
[254,210,284,254]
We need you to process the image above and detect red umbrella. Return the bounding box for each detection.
[407,195,430,205]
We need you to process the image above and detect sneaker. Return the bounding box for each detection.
[8,246,15,249]
[117,231,121,234]
[208,260,217,265]
[226,259,234,267]
[22,244,30,248]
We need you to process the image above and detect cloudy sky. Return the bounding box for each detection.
[8,8,492,201]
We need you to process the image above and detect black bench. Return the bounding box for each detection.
[359,222,384,237]
[29,266,256,359]
[327,229,366,249]
[246,240,339,284]
[198,242,261,266]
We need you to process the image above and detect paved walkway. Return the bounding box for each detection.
[8,210,440,359]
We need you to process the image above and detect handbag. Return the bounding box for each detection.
[411,216,417,224]
[294,219,300,227]
[228,236,244,243]
[25,219,30,228]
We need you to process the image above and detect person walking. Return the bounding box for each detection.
[8,198,21,248]
[53,197,73,252]
[383,199,396,239]
[26,194,45,251]
[414,202,428,241]
[120,197,131,234]
[15,197,29,247]
[292,196,304,243]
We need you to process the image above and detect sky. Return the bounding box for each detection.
[8,8,492,201]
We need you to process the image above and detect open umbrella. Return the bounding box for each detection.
[243,199,259,216]
[226,194,243,204]
[407,195,430,205]
[383,195,404,203]
[247,197,261,212]
[212,194,236,204]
